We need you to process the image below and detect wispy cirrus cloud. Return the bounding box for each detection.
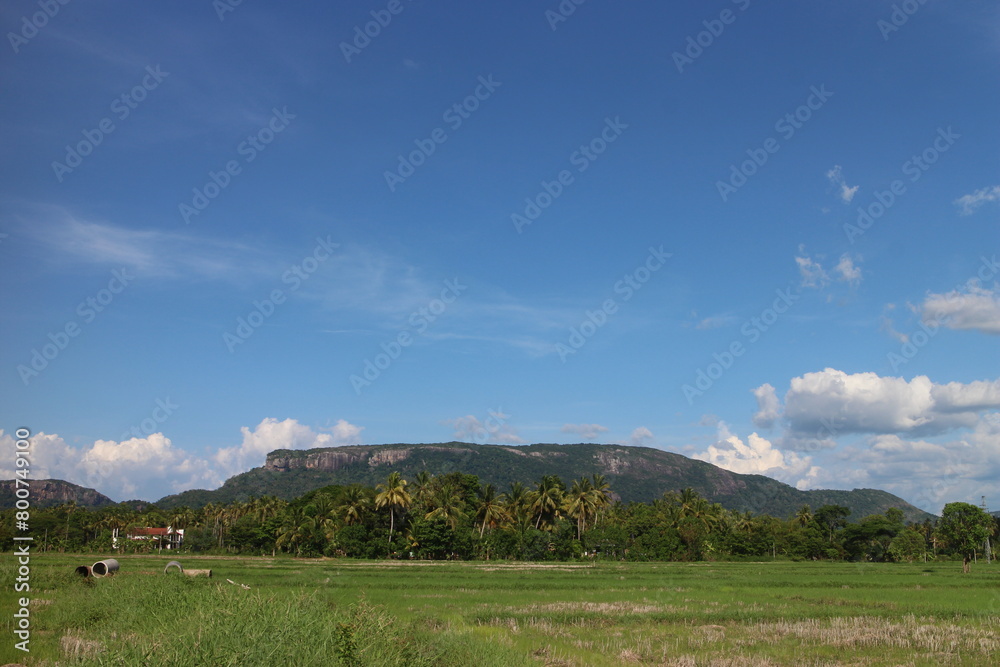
[795,249,862,290]
[954,185,1000,216]
[443,411,526,444]
[694,314,738,330]
[561,423,610,440]
[9,203,266,280]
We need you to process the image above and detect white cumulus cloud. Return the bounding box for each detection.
[693,423,819,489]
[752,383,781,429]
[919,283,1000,335]
[0,430,216,500]
[214,417,361,478]
[818,413,1000,514]
[778,369,1000,438]
[0,418,365,502]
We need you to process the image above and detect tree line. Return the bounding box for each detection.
[3,471,996,569]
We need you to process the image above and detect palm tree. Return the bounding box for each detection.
[169,507,196,530]
[475,484,509,538]
[310,492,337,518]
[425,481,467,530]
[795,505,813,528]
[375,471,412,545]
[338,486,370,526]
[247,495,287,523]
[98,507,135,536]
[733,511,755,534]
[202,503,226,548]
[686,496,722,532]
[590,474,612,525]
[679,488,700,515]
[506,482,530,520]
[530,475,565,531]
[275,507,316,556]
[502,483,535,558]
[563,477,597,540]
[412,471,435,512]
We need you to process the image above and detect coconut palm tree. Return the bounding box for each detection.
[425,482,467,531]
[169,507,196,531]
[247,495,287,523]
[338,485,370,526]
[475,484,509,538]
[309,492,337,519]
[375,471,412,545]
[530,475,565,531]
[412,471,435,513]
[795,505,813,528]
[686,496,722,532]
[679,488,700,515]
[732,510,755,535]
[506,482,530,521]
[590,473,612,525]
[275,507,316,556]
[563,477,597,540]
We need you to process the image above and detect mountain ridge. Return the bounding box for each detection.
[0,479,115,509]
[155,441,935,522]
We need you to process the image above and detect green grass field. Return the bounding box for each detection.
[2,555,999,665]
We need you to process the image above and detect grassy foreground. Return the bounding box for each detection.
[2,555,999,665]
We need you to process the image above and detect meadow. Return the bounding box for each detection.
[2,555,998,666]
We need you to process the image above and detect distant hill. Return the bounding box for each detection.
[0,479,114,509]
[156,442,935,522]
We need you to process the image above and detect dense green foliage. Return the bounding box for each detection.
[3,470,994,566]
[938,501,996,572]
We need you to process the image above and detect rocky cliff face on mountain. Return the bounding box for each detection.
[265,446,417,472]
[155,442,936,522]
[0,479,114,509]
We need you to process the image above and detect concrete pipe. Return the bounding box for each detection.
[92,559,119,577]
[164,561,183,574]
[75,565,93,577]
[182,569,212,578]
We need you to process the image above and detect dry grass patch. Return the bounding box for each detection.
[510,601,669,615]
[748,615,1000,655]
[60,634,103,659]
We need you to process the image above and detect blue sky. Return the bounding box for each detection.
[1,1,998,510]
